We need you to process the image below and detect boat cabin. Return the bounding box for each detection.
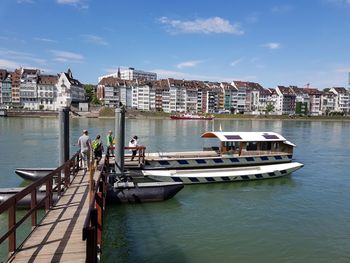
[201,132,295,156]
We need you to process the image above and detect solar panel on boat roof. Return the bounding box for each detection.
[224,135,242,140]
[263,134,279,139]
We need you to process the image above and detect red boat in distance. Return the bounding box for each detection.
[170,113,214,120]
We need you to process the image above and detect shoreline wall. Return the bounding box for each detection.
[7,110,58,117]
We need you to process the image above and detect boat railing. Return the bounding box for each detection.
[82,156,108,263]
[0,151,80,260]
[239,150,290,156]
[145,150,219,159]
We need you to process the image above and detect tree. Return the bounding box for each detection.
[265,102,275,115]
[91,94,100,105]
[83,84,96,102]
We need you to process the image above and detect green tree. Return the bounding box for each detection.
[91,94,101,105]
[265,102,275,115]
[83,84,96,102]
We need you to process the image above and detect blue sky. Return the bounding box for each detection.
[1,0,350,88]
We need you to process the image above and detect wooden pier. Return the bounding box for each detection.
[0,153,107,263]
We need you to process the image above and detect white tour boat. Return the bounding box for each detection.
[139,131,303,184]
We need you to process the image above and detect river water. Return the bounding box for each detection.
[0,117,349,262]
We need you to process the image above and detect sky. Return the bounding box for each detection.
[1,0,350,89]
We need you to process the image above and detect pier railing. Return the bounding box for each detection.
[82,157,108,263]
[0,151,80,259]
[124,146,146,165]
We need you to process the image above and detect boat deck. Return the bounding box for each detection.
[144,150,290,160]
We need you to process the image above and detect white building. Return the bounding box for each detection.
[0,70,12,106]
[98,77,133,108]
[54,69,85,110]
[37,75,58,110]
[131,83,156,111]
[98,67,157,82]
[20,69,40,110]
[303,88,322,116]
[329,87,350,113]
[321,91,336,114]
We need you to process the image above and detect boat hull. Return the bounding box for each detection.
[142,162,303,184]
[143,154,293,170]
[15,168,55,180]
[106,181,184,204]
[0,187,58,208]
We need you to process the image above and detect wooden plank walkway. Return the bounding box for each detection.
[9,159,105,263]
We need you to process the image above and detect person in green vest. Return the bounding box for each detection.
[92,134,104,163]
[106,130,114,157]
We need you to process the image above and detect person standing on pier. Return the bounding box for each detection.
[129,135,138,161]
[106,130,114,157]
[92,134,103,163]
[78,129,91,171]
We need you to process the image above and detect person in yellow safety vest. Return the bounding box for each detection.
[106,130,114,157]
[92,135,104,163]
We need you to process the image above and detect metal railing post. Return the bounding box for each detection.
[8,204,16,253]
[57,170,62,197]
[31,189,37,227]
[91,209,98,263]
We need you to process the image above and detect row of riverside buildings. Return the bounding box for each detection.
[0,68,85,110]
[2,66,350,115]
[97,76,350,116]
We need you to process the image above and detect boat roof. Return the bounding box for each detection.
[201,131,288,142]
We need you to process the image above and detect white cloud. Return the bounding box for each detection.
[0,48,46,65]
[158,16,244,35]
[33,37,57,43]
[263,42,281,49]
[56,0,89,9]
[82,34,109,45]
[50,50,84,62]
[0,59,21,69]
[176,60,202,69]
[230,58,243,67]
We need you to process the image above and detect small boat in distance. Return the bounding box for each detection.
[170,113,214,120]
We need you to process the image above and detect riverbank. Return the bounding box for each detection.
[123,110,350,122]
[4,109,350,122]
[6,110,58,117]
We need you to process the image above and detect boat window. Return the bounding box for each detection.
[261,142,272,151]
[273,142,279,149]
[224,142,239,153]
[246,142,258,151]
